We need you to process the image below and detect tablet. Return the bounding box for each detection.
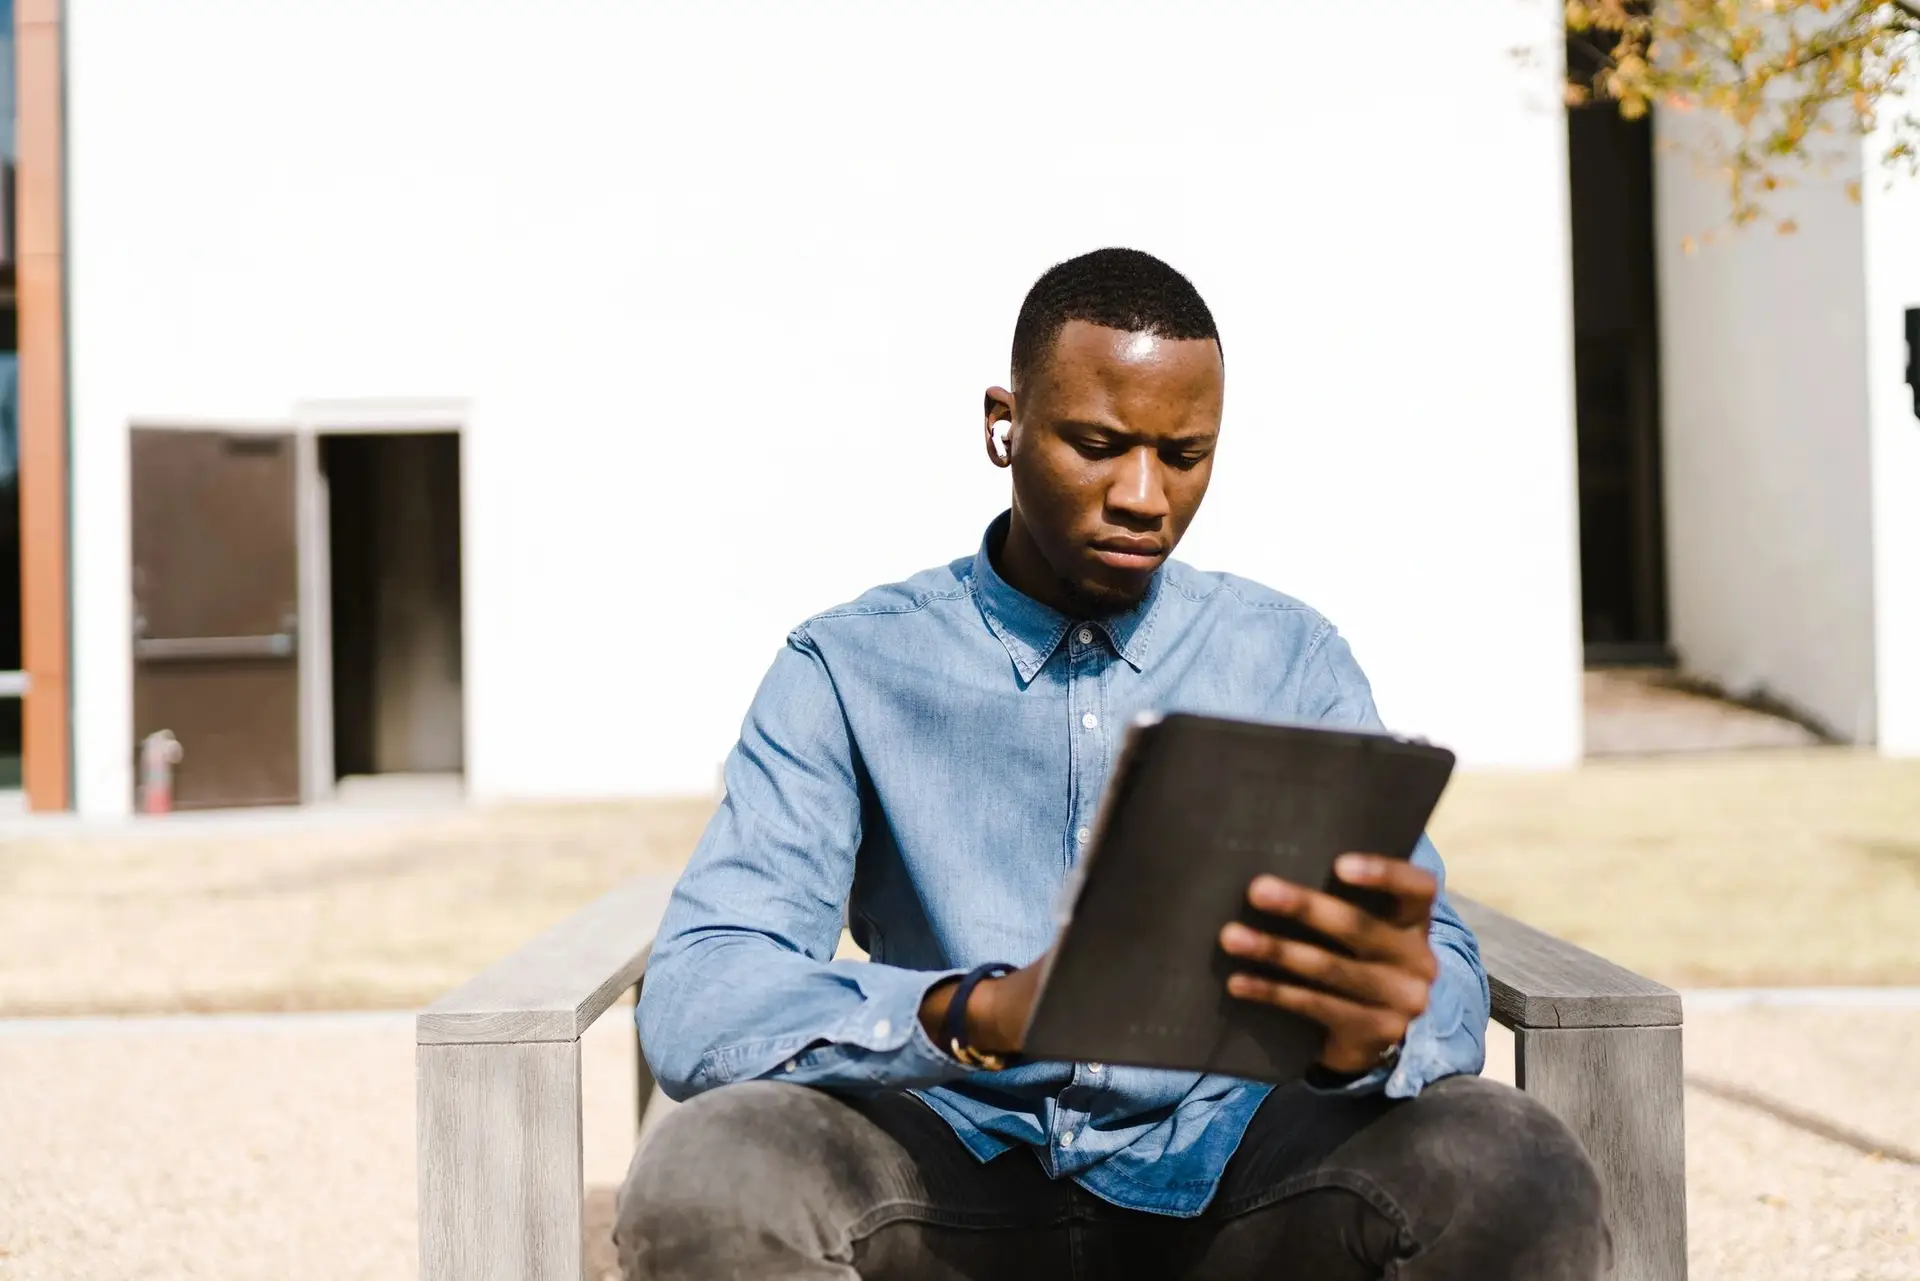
[1019,711,1456,1083]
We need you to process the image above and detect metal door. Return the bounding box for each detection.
[131,428,302,809]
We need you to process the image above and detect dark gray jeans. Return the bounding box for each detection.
[615,1075,1610,1280]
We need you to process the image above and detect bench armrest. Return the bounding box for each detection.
[417,874,674,1281]
[1455,894,1681,1030]
[1454,894,1687,1281]
[417,875,674,1046]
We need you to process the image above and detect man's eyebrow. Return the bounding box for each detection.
[1057,419,1218,447]
[1057,418,1126,438]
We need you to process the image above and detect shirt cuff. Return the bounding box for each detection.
[829,963,974,1085]
[1382,965,1484,1100]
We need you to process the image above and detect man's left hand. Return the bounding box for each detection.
[1218,854,1439,1076]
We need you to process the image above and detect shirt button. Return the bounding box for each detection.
[1081,712,1098,730]
[872,1019,892,1039]
[1077,628,1094,645]
[1086,1062,1104,1074]
[1075,827,1091,844]
[1060,1130,1076,1147]
[784,1060,798,1073]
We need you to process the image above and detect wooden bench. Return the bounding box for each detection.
[417,882,1685,1280]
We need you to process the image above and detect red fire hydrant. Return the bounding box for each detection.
[139,729,183,815]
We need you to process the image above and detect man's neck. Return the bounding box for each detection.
[992,514,1079,616]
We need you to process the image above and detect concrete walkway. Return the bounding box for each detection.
[1582,668,1825,756]
[1,1003,1913,1280]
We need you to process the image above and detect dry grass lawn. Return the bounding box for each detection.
[1,746,1916,1017]
[1431,749,1920,987]
[0,802,712,1017]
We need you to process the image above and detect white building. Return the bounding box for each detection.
[4,1,1915,816]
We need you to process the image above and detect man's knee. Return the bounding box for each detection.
[1399,1076,1609,1261]
[614,1082,876,1277]
[619,1081,849,1226]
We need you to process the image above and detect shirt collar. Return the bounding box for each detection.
[969,512,1166,683]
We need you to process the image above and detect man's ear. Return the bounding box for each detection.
[982,386,1016,468]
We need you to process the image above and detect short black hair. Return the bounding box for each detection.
[1009,247,1220,390]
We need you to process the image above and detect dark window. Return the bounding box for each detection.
[1567,35,1671,664]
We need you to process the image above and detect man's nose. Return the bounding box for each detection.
[1107,447,1169,525]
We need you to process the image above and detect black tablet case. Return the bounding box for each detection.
[1020,712,1455,1083]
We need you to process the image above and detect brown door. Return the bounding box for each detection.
[131,428,302,809]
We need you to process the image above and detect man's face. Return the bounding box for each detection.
[985,320,1223,612]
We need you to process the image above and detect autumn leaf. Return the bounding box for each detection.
[1550,0,1920,226]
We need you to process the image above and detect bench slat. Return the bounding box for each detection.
[1456,895,1681,1030]
[416,875,675,1046]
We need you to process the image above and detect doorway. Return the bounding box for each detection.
[321,432,465,786]
[1566,74,1671,665]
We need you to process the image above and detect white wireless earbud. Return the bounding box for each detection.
[992,421,1012,462]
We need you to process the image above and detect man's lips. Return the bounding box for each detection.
[1088,540,1167,573]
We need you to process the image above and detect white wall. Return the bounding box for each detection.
[1654,113,1880,741]
[1863,94,1920,756]
[64,0,1584,815]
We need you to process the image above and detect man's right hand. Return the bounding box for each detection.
[917,951,1050,1056]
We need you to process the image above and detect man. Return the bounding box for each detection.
[620,248,1608,1279]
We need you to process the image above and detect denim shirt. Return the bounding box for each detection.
[638,514,1490,1217]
